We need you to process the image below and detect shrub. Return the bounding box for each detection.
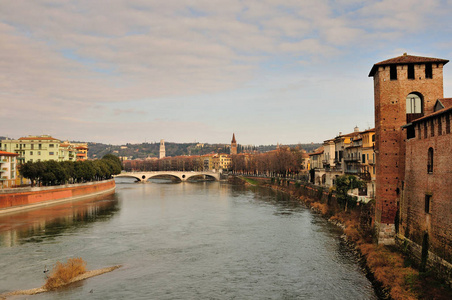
[44,258,87,290]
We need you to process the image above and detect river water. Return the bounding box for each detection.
[0,180,378,299]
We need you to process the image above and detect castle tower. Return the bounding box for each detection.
[159,139,166,159]
[230,133,237,155]
[369,53,448,244]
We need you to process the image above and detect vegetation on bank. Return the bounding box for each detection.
[19,154,122,186]
[240,175,452,300]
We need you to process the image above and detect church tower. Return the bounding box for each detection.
[230,133,237,155]
[369,53,448,244]
[159,139,166,159]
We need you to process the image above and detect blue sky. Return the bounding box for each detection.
[1,0,452,145]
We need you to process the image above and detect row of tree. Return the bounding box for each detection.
[19,154,122,186]
[231,146,306,176]
[123,156,204,172]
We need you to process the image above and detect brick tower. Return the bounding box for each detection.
[369,53,448,244]
[230,133,237,155]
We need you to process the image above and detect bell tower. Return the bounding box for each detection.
[159,139,166,159]
[369,53,448,244]
[230,133,237,155]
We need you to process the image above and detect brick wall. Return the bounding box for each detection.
[402,112,452,264]
[372,61,445,243]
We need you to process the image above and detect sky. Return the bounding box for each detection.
[1,0,452,146]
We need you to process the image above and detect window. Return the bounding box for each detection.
[446,114,450,134]
[427,147,433,173]
[407,64,415,79]
[38,151,41,155]
[425,195,431,213]
[430,120,435,137]
[49,144,54,148]
[362,154,366,163]
[425,63,433,79]
[406,93,422,113]
[438,117,442,135]
[390,65,397,80]
[49,152,54,155]
[30,151,33,155]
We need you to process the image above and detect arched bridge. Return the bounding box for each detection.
[114,171,220,182]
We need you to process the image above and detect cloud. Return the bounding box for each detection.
[1,0,451,144]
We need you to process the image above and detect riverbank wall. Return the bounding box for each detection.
[0,179,115,214]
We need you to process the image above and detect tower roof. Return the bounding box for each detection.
[369,53,448,77]
[231,133,236,143]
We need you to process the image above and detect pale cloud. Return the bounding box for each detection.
[1,0,452,144]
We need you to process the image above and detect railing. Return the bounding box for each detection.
[344,157,360,162]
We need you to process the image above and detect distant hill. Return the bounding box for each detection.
[86,142,323,159]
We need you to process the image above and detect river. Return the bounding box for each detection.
[0,179,379,299]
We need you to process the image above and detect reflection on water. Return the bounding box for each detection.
[0,181,378,299]
[0,194,119,247]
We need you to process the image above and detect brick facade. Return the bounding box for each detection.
[369,54,448,244]
[402,107,452,266]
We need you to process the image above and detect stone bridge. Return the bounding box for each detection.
[114,171,220,182]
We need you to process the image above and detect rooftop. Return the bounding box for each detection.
[369,53,449,77]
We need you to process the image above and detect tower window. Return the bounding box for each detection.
[406,94,422,113]
[438,117,442,135]
[407,64,415,79]
[390,65,397,80]
[427,147,433,173]
[430,120,435,137]
[425,194,431,213]
[425,63,433,79]
[446,114,451,134]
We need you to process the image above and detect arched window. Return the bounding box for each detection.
[427,147,433,173]
[406,93,422,113]
[406,93,424,123]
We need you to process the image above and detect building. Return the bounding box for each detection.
[369,53,448,245]
[59,141,76,161]
[0,151,19,188]
[1,135,63,164]
[159,139,166,159]
[74,143,88,161]
[230,133,237,155]
[307,127,376,202]
[401,99,452,271]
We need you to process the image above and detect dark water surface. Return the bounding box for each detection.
[0,180,378,299]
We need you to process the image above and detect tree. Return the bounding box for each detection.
[335,175,364,211]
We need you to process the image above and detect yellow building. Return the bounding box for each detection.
[0,135,88,164]
[1,135,63,163]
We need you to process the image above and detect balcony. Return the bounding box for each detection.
[0,159,7,164]
[0,177,7,181]
[344,157,359,162]
[0,168,7,173]
[367,159,375,165]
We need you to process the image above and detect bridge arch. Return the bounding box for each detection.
[115,171,220,183]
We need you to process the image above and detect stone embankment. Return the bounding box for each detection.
[0,179,115,214]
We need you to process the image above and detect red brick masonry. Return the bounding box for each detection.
[0,180,115,210]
